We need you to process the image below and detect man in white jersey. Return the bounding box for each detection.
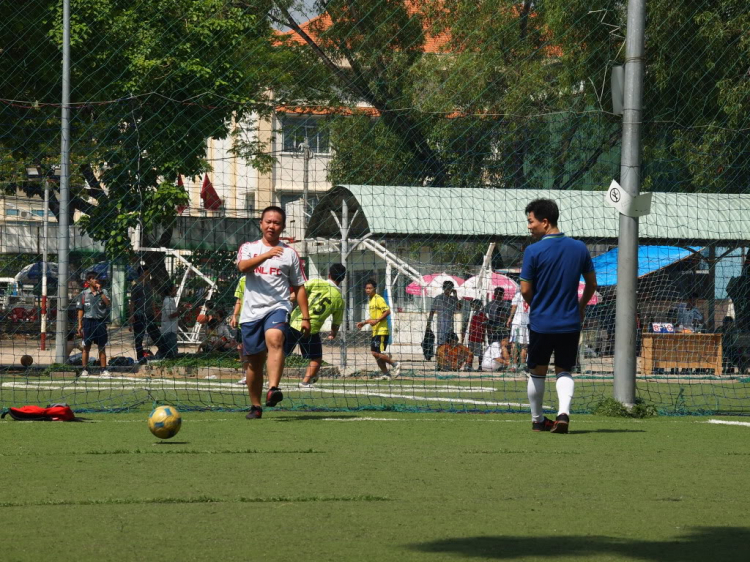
[237,206,310,419]
[507,290,530,370]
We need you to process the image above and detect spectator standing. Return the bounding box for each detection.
[485,287,511,366]
[520,198,597,434]
[159,285,183,359]
[462,299,487,371]
[76,272,111,377]
[129,265,161,362]
[507,290,530,370]
[428,281,462,345]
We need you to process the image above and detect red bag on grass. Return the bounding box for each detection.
[1,404,77,421]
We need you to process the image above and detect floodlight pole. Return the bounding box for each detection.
[613,0,646,407]
[55,0,71,364]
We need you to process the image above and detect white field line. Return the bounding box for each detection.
[706,419,750,427]
[2,380,542,410]
[1,380,500,394]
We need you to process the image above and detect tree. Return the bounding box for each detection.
[274,0,749,194]
[0,0,281,269]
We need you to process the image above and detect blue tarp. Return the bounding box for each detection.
[590,246,696,287]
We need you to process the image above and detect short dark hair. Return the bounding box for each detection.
[471,299,482,307]
[163,285,175,297]
[365,279,377,289]
[525,198,559,226]
[446,332,459,344]
[724,316,735,323]
[260,205,286,226]
[494,287,505,299]
[329,263,347,284]
[442,280,454,291]
[85,272,97,281]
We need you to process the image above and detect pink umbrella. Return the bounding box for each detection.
[578,282,601,305]
[406,273,465,298]
[458,272,518,301]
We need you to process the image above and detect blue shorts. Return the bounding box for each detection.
[82,318,108,347]
[241,309,288,356]
[284,327,323,360]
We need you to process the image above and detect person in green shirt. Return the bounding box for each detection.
[286,263,347,388]
[357,279,401,380]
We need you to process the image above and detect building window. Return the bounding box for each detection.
[281,116,330,154]
[5,208,18,216]
[31,210,45,217]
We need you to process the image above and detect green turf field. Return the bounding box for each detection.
[2,410,748,561]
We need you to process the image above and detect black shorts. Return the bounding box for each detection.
[527,330,580,371]
[285,327,323,360]
[370,335,389,353]
[82,318,108,347]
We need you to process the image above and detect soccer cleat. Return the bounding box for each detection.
[391,362,402,378]
[236,377,247,386]
[299,380,314,389]
[245,405,263,419]
[551,413,570,434]
[380,374,392,381]
[100,370,112,378]
[532,417,555,432]
[265,386,284,407]
[79,370,90,378]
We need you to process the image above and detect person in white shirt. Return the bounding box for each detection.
[236,206,310,419]
[481,341,506,372]
[507,290,530,370]
[159,285,181,358]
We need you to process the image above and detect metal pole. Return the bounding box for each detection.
[55,0,71,364]
[340,199,349,369]
[41,179,49,350]
[613,0,646,407]
[300,137,311,271]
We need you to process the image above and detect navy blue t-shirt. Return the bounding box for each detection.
[520,233,594,333]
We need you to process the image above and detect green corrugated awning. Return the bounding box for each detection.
[308,185,750,244]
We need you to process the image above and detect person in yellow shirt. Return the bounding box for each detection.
[287,264,347,388]
[357,279,401,380]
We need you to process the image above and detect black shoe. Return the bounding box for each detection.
[551,413,570,434]
[245,405,263,419]
[532,417,555,432]
[265,386,284,407]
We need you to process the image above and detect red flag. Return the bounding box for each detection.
[176,174,188,215]
[200,174,222,210]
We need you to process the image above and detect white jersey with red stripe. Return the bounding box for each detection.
[236,239,306,324]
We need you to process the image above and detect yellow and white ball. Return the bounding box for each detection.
[148,405,182,439]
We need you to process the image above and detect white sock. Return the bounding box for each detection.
[527,375,546,422]
[556,372,574,416]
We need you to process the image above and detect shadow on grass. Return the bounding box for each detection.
[271,414,360,422]
[569,429,647,434]
[410,527,749,561]
[153,441,190,445]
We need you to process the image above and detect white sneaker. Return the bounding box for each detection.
[204,374,218,380]
[380,374,392,381]
[298,381,314,389]
[100,370,112,378]
[79,370,89,378]
[391,362,402,378]
[236,377,246,385]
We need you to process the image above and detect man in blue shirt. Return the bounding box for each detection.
[520,199,597,434]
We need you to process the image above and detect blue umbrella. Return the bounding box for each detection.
[15,262,59,284]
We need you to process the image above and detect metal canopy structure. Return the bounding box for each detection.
[308,185,750,245]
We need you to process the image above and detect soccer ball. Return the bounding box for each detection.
[148,405,182,439]
[20,355,33,367]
